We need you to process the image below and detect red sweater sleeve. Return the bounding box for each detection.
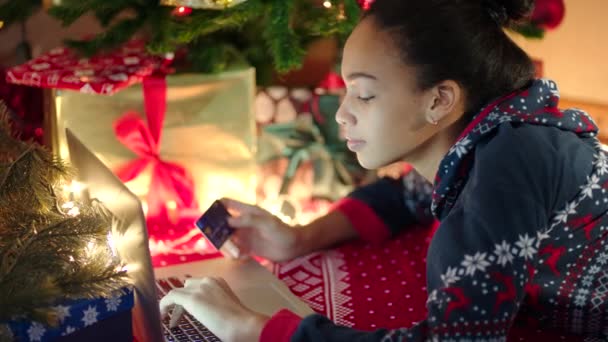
[330,197,391,244]
[260,309,302,342]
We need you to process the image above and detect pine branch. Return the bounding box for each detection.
[65,16,147,55]
[264,0,305,73]
[186,39,248,73]
[172,0,262,44]
[0,147,71,214]
[8,0,360,75]
[341,0,361,36]
[302,0,360,38]
[0,110,128,324]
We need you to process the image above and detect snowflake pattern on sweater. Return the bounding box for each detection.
[291,79,608,341]
[387,80,607,341]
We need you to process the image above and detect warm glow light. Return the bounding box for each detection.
[107,231,118,258]
[142,201,149,216]
[166,200,177,210]
[115,264,129,273]
[63,201,80,216]
[201,173,254,213]
[62,201,75,209]
[67,206,80,217]
[258,196,293,224]
[65,180,86,194]
[172,6,192,16]
[0,21,4,29]
[323,1,332,8]
[85,239,96,257]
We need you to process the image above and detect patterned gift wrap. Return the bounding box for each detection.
[5,287,134,342]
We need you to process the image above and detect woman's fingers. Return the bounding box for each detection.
[227,213,269,230]
[221,198,266,216]
[159,287,190,317]
[229,234,251,256]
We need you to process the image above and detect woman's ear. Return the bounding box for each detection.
[424,80,463,126]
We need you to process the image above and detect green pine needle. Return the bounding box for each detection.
[3,0,364,75]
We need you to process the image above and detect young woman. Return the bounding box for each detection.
[160,0,608,340]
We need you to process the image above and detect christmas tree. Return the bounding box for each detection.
[0,0,362,84]
[0,103,129,336]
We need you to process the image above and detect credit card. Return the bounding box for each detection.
[195,200,235,250]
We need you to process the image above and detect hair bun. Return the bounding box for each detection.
[482,0,534,27]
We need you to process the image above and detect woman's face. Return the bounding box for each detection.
[337,17,439,169]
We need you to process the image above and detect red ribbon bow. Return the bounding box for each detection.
[113,76,196,220]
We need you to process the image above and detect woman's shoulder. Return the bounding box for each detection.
[471,122,596,212]
[475,122,595,169]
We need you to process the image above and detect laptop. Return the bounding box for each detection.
[66,129,314,342]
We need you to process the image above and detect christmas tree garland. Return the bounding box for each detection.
[0,103,129,337]
[0,0,362,77]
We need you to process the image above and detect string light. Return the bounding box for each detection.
[85,239,96,257]
[107,231,118,258]
[359,0,373,10]
[67,206,80,217]
[172,6,193,16]
[64,180,85,194]
[323,1,332,8]
[61,201,80,216]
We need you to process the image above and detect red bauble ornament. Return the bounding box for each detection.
[172,6,193,17]
[531,0,565,29]
[357,0,374,11]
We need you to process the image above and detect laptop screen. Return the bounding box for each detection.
[66,129,164,342]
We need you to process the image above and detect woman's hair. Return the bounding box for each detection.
[365,0,536,114]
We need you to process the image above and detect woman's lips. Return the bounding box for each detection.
[346,139,366,151]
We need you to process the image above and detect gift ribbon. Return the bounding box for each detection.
[113,76,196,219]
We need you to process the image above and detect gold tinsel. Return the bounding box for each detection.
[0,103,129,338]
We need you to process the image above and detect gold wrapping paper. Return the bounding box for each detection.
[46,68,257,212]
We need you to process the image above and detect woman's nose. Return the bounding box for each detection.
[335,103,356,126]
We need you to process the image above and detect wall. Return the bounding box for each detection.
[0,9,101,66]
[509,0,608,105]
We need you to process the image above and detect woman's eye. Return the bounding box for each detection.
[357,96,375,103]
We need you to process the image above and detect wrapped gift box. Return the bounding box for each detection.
[5,287,134,342]
[6,44,257,265]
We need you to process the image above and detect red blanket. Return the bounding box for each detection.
[270,224,436,330]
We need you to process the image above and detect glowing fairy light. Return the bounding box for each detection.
[64,180,85,195]
[85,239,97,258]
[67,206,80,217]
[62,201,75,209]
[107,231,118,258]
[62,201,80,216]
[323,1,332,8]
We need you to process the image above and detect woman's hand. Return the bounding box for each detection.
[221,198,305,262]
[159,277,269,342]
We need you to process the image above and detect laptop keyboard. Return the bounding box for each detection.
[156,277,221,342]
